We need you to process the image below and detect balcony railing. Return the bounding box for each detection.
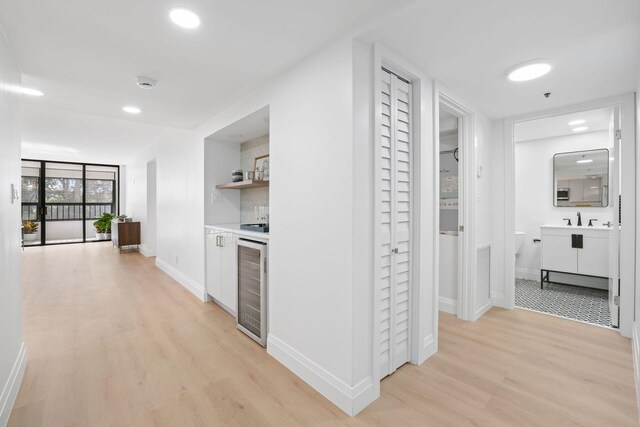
[21,202,114,221]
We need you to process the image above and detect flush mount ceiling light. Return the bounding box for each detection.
[20,87,44,97]
[169,8,200,29]
[576,159,593,164]
[123,106,141,114]
[507,60,552,82]
[568,119,585,126]
[572,126,588,132]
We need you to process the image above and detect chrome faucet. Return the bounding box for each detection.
[577,212,582,227]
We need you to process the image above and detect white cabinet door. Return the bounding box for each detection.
[542,234,577,273]
[219,232,238,313]
[379,69,412,379]
[205,230,222,300]
[579,236,609,278]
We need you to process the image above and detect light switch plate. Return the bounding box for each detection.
[11,183,19,204]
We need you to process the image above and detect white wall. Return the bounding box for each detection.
[515,131,613,281]
[124,37,494,416]
[0,30,25,426]
[145,160,157,256]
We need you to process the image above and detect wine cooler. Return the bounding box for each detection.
[237,238,268,346]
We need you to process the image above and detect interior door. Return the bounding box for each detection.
[379,69,412,379]
[608,108,621,327]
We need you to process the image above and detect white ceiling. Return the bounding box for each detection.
[21,104,167,165]
[360,0,640,118]
[514,107,612,142]
[2,0,638,164]
[0,0,411,130]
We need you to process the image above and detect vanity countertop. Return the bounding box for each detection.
[205,224,270,240]
[541,224,612,231]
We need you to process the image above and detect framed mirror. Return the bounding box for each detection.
[553,149,609,207]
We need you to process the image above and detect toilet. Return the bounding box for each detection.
[515,231,525,256]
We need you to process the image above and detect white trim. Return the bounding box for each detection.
[0,343,26,427]
[155,257,206,302]
[267,334,373,416]
[503,93,636,337]
[515,267,539,281]
[138,244,156,257]
[632,322,640,422]
[474,300,493,320]
[439,297,458,315]
[422,334,436,357]
[435,85,478,321]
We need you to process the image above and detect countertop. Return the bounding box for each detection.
[205,224,270,240]
[540,224,612,231]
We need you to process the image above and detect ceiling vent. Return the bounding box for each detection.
[136,76,157,90]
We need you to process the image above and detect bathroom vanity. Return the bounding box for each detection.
[540,225,611,289]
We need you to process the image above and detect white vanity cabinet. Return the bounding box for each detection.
[540,226,610,278]
[205,229,238,313]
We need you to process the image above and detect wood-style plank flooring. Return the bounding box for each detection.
[9,242,638,426]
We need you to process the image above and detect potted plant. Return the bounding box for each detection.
[22,220,39,241]
[93,213,115,240]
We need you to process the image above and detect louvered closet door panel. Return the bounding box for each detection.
[379,70,412,379]
[379,71,393,377]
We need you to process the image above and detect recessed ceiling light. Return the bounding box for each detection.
[169,8,200,29]
[229,134,244,139]
[507,61,552,82]
[20,87,44,97]
[123,106,141,114]
[568,119,585,126]
[572,126,588,132]
[576,159,593,164]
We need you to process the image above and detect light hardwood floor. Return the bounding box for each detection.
[9,242,638,426]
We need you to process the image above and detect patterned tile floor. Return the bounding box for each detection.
[515,278,611,327]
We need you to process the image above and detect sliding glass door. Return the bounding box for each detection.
[21,159,119,246]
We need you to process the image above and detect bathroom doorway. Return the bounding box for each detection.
[512,105,621,328]
[438,108,461,316]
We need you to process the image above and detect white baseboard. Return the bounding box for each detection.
[139,244,156,257]
[438,297,458,315]
[155,258,206,302]
[515,267,539,281]
[632,322,640,422]
[0,343,26,427]
[267,334,374,416]
[474,299,493,320]
[491,292,508,309]
[420,334,436,363]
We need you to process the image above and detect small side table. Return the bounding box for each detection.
[111,220,141,253]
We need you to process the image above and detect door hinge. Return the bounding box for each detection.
[614,295,620,306]
[458,225,464,232]
[615,130,622,140]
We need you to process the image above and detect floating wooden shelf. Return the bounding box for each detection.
[216,180,270,190]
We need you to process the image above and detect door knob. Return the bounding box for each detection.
[392,248,399,254]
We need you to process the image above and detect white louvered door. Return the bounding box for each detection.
[379,69,412,379]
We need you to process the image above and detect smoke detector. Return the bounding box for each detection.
[136,76,157,90]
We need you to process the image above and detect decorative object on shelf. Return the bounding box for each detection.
[232,169,243,182]
[93,212,115,240]
[117,214,132,222]
[244,170,255,181]
[22,220,39,241]
[254,154,269,180]
[255,205,269,224]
